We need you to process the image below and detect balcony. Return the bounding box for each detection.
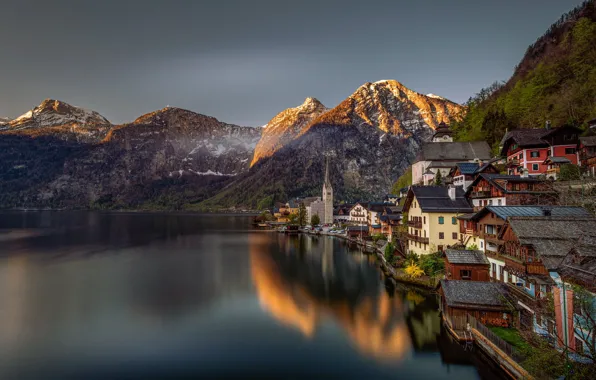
[407,234,429,244]
[469,190,492,198]
[407,219,422,228]
[506,159,520,167]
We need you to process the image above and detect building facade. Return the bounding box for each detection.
[322,158,334,224]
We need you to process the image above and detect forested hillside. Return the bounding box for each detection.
[453,0,596,151]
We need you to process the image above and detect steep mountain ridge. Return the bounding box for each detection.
[203,81,465,208]
[251,97,328,166]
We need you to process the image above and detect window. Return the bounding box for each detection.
[438,216,444,224]
[530,151,540,158]
[547,150,551,156]
[480,241,484,249]
[439,232,444,239]
[513,183,520,191]
[460,270,472,280]
[499,266,504,281]
[497,199,502,205]
[492,263,496,277]
[489,199,493,205]
[438,245,444,252]
[423,216,426,224]
[532,164,539,171]
[452,217,457,225]
[565,148,576,154]
[525,280,531,290]
[452,232,458,239]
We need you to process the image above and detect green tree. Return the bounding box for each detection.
[256,195,274,210]
[434,170,443,186]
[310,214,320,226]
[559,164,582,180]
[288,213,298,225]
[298,203,307,226]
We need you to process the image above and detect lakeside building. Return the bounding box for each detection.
[403,186,473,255]
[499,123,582,177]
[444,249,490,281]
[448,162,499,191]
[348,202,369,225]
[333,204,353,223]
[578,135,596,177]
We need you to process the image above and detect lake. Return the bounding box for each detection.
[0,212,506,379]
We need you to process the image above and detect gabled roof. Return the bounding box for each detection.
[500,125,583,156]
[445,249,489,265]
[418,141,492,161]
[349,202,369,212]
[502,216,596,267]
[455,162,481,175]
[469,205,592,221]
[440,280,513,310]
[465,173,554,196]
[543,156,571,164]
[405,186,473,213]
[579,135,596,147]
[368,202,390,213]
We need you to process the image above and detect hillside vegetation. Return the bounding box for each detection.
[453,1,596,151]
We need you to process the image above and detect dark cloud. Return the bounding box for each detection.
[0,0,584,126]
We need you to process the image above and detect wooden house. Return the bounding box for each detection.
[465,173,558,211]
[438,280,516,328]
[500,124,581,176]
[449,161,499,190]
[444,249,490,281]
[578,135,596,177]
[347,226,369,239]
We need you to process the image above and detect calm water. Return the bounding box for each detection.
[0,212,505,379]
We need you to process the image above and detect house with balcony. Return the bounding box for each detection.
[543,156,573,180]
[412,141,492,185]
[379,205,402,242]
[465,173,558,210]
[444,249,490,281]
[348,202,369,225]
[333,204,353,223]
[578,135,596,177]
[449,161,499,190]
[367,202,388,235]
[458,206,592,286]
[500,123,581,176]
[403,186,473,255]
[495,216,596,340]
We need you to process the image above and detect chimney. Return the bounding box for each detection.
[448,185,456,201]
[545,120,551,130]
[520,168,529,178]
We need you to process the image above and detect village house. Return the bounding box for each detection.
[438,280,517,328]
[300,197,322,224]
[383,194,400,205]
[457,206,592,286]
[333,204,353,223]
[444,249,490,281]
[367,202,387,235]
[403,186,473,255]
[578,135,596,177]
[379,205,402,242]
[448,161,499,190]
[348,202,369,225]
[500,123,582,177]
[412,141,492,185]
[494,216,596,342]
[347,225,369,239]
[465,173,558,211]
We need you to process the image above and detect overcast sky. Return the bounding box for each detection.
[0,0,584,126]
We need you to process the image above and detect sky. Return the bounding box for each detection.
[0,0,585,126]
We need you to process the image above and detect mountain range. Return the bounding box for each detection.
[0,80,463,210]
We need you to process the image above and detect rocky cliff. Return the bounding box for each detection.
[202,80,465,208]
[0,102,260,209]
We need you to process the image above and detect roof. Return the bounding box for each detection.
[440,280,512,310]
[470,206,592,221]
[418,141,492,161]
[466,173,554,196]
[544,156,571,164]
[504,217,596,267]
[445,249,489,265]
[368,202,390,212]
[432,122,453,138]
[455,162,480,175]
[406,186,473,213]
[579,135,596,147]
[500,125,583,156]
[380,214,401,222]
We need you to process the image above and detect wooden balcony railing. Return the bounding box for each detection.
[407,219,422,228]
[506,159,520,167]
[407,234,429,244]
[469,190,492,198]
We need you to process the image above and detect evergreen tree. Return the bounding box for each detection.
[298,203,307,226]
[311,214,320,226]
[434,170,443,186]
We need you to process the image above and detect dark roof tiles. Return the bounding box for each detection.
[440,280,511,308]
[419,141,492,161]
[445,249,489,265]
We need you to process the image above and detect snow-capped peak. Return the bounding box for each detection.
[426,93,445,100]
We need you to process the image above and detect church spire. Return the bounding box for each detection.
[324,156,330,185]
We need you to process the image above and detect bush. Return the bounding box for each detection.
[404,260,424,279]
[419,252,445,276]
[559,164,582,180]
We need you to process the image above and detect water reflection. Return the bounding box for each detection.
[251,233,413,362]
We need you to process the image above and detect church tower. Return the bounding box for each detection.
[322,157,333,224]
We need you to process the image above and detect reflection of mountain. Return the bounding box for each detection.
[250,234,412,362]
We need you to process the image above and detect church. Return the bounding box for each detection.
[322,158,333,224]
